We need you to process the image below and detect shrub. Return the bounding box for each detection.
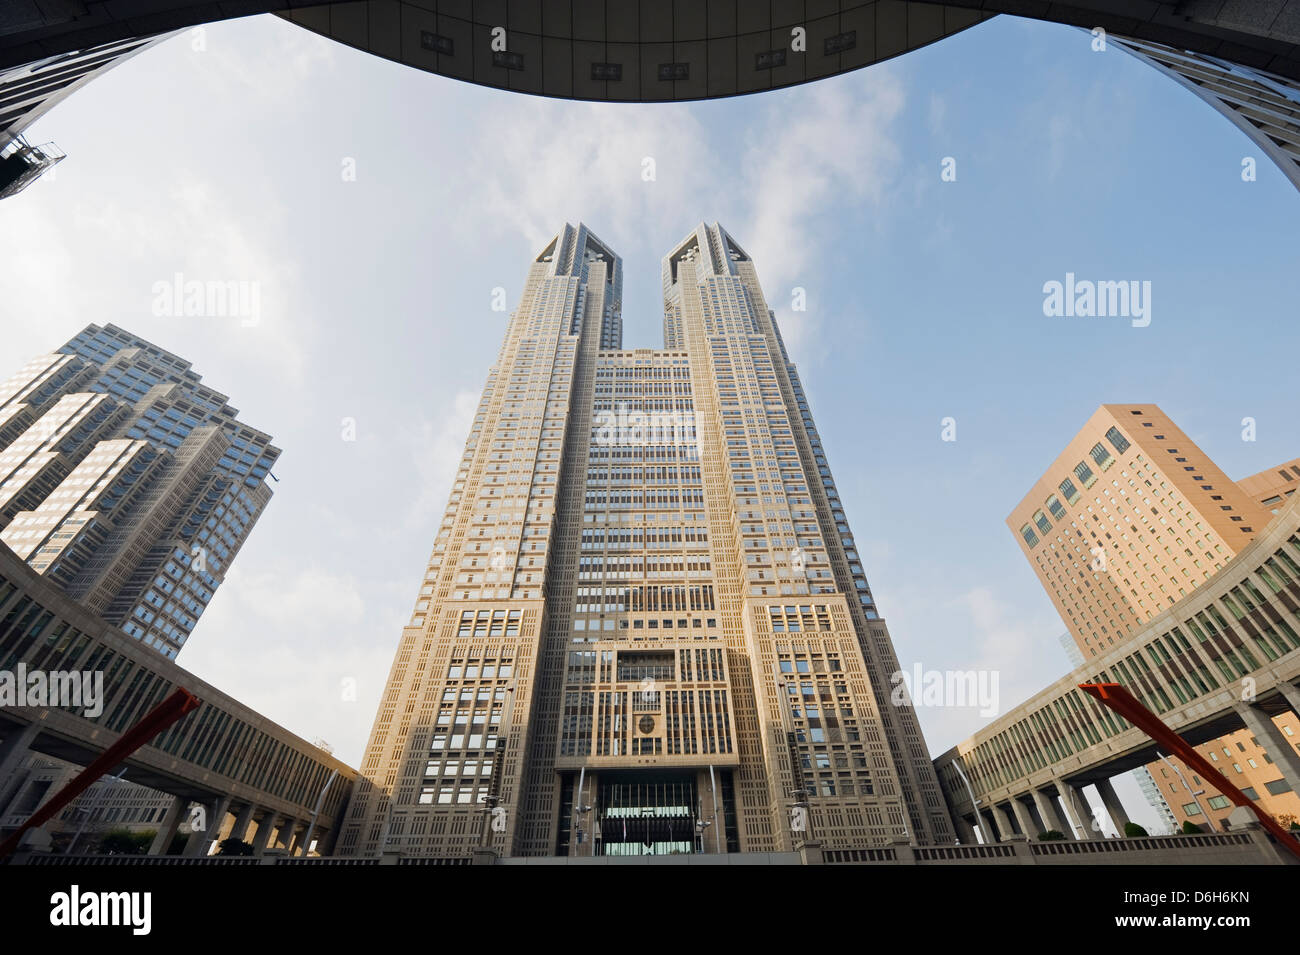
[216,838,255,856]
[1181,820,1204,834]
[1123,822,1149,838]
[99,828,151,855]
[1037,830,1066,841]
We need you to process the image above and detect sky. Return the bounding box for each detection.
[2,12,1297,835]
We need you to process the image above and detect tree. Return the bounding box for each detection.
[1181,820,1204,834]
[1123,822,1149,838]
[216,838,255,856]
[1037,830,1066,841]
[99,828,151,855]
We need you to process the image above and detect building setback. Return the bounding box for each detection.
[1008,404,1300,832]
[340,223,954,858]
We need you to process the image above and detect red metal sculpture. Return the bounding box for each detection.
[1079,682,1300,861]
[0,687,201,859]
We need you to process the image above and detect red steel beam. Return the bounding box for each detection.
[1079,682,1300,861]
[0,686,201,859]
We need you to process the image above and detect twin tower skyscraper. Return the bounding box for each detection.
[340,224,953,858]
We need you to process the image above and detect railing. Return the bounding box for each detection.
[274,857,380,865]
[915,844,1015,861]
[1030,833,1253,855]
[822,847,897,863]
[22,854,259,865]
[397,857,473,865]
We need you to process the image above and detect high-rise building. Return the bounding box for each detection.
[0,323,279,659]
[340,223,953,859]
[1009,403,1300,831]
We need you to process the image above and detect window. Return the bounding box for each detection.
[1090,442,1113,469]
[1046,494,1066,520]
[1206,795,1230,810]
[1059,478,1081,505]
[1074,461,1096,488]
[1021,524,1040,548]
[1033,510,1051,536]
[1181,802,1203,816]
[1105,426,1131,455]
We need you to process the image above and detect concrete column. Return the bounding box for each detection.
[1022,795,1048,837]
[1276,681,1300,715]
[148,795,187,855]
[1008,798,1035,838]
[277,817,299,852]
[0,723,40,811]
[953,812,979,844]
[251,812,277,854]
[1031,787,1066,838]
[228,803,254,843]
[1096,778,1131,834]
[1234,700,1300,797]
[992,803,1016,841]
[182,794,229,857]
[1057,780,1095,840]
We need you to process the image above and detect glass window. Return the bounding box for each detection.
[1059,478,1081,505]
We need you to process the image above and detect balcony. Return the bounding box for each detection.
[0,139,65,199]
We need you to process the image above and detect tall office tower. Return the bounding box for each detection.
[1111,36,1300,192]
[1009,403,1299,831]
[0,323,279,658]
[341,223,953,860]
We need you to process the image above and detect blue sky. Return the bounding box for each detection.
[2,12,1296,833]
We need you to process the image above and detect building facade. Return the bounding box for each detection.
[339,223,954,859]
[1009,404,1300,832]
[0,323,279,659]
[1237,459,1300,514]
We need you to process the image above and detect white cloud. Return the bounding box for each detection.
[458,69,906,364]
[179,563,395,763]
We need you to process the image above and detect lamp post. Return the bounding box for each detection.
[950,759,987,845]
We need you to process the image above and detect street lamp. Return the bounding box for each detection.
[950,759,988,845]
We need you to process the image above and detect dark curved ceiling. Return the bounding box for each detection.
[2,1,1300,100]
